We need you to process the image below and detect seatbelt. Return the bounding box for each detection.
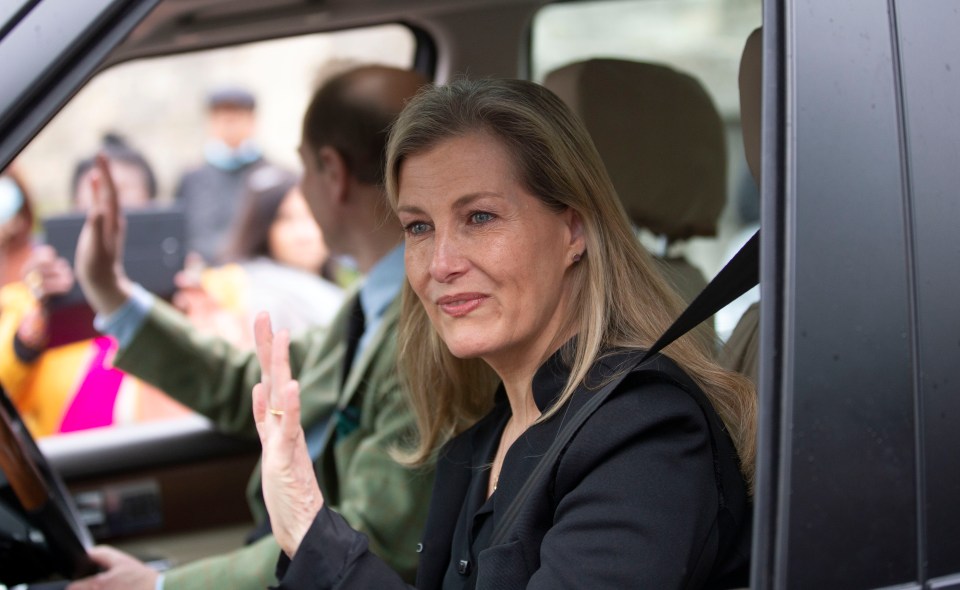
[645,229,759,363]
[490,230,760,546]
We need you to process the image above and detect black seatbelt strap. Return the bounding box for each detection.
[490,230,760,546]
[642,229,759,364]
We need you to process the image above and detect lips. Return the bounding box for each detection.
[436,293,488,317]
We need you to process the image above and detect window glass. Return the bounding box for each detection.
[532,0,761,338]
[19,24,415,214]
[5,24,415,440]
[533,0,760,117]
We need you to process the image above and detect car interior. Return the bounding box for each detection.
[2,0,958,588]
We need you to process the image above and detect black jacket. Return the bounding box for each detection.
[275,349,751,589]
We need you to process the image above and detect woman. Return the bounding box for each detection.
[254,79,756,588]
[0,136,190,437]
[177,167,345,347]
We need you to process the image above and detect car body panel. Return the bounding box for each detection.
[758,0,960,588]
[894,1,960,580]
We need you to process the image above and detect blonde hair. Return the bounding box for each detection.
[385,79,756,489]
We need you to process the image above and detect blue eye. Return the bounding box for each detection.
[404,221,431,236]
[469,211,494,224]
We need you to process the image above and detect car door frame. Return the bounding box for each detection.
[754,0,960,588]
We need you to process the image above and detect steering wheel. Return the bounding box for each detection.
[0,388,98,582]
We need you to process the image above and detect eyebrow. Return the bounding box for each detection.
[397,192,503,215]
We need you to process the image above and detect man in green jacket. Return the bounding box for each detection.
[68,65,433,590]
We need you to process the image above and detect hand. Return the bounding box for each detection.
[173,252,207,291]
[172,253,210,316]
[22,245,74,302]
[252,312,324,557]
[173,254,253,347]
[74,154,132,315]
[67,546,158,590]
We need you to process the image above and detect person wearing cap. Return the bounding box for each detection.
[174,86,272,263]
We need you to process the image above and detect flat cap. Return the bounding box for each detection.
[207,86,256,110]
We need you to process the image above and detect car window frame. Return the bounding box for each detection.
[0,0,162,172]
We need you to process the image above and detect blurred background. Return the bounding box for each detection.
[12,0,760,334]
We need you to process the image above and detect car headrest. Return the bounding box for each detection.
[544,58,726,240]
[739,28,762,184]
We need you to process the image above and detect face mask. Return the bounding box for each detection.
[333,254,359,272]
[0,176,25,224]
[203,139,262,171]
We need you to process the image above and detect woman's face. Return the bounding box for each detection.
[268,186,329,274]
[397,132,584,374]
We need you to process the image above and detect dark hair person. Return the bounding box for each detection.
[72,133,158,206]
[221,168,336,282]
[223,169,299,262]
[253,78,757,589]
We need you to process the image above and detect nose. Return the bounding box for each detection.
[429,227,468,283]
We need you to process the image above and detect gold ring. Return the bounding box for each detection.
[268,408,285,417]
[25,270,43,297]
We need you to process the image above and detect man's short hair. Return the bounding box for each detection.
[301,68,411,186]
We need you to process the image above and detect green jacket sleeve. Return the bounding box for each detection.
[161,534,281,590]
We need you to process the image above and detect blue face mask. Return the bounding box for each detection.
[203,139,262,171]
[0,176,25,224]
[333,254,359,272]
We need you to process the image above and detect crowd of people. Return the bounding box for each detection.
[0,114,344,437]
[1,30,764,590]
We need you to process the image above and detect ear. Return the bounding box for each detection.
[316,146,349,204]
[563,208,586,263]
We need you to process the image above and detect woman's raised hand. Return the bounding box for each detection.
[74,154,132,315]
[252,312,325,557]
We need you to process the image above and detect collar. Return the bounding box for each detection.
[492,340,575,413]
[358,243,405,324]
[494,341,647,414]
[529,341,576,411]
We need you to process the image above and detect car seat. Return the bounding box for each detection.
[719,27,763,385]
[543,58,727,305]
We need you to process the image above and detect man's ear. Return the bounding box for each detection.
[316,146,349,204]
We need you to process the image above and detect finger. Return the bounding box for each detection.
[35,244,57,258]
[41,259,69,281]
[86,544,127,567]
[84,174,107,254]
[184,251,206,272]
[173,270,195,289]
[178,252,206,287]
[95,154,120,234]
[53,257,72,274]
[253,312,274,387]
[252,382,269,439]
[271,329,292,411]
[280,379,302,442]
[172,291,189,312]
[31,245,57,266]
